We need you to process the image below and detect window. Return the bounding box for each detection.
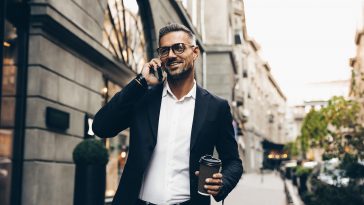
[101,80,130,199]
[103,0,147,73]
[0,19,18,205]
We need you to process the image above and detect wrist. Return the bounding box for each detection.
[135,73,148,89]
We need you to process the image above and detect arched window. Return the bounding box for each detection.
[103,0,147,73]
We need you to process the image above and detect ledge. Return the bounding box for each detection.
[29,3,135,86]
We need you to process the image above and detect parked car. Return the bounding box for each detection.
[316,158,349,187]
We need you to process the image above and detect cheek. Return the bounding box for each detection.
[160,58,168,65]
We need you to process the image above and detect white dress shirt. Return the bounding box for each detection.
[139,80,196,204]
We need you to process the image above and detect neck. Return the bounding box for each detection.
[167,75,194,100]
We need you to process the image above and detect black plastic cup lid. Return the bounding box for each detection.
[199,155,221,167]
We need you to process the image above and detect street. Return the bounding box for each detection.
[212,171,287,205]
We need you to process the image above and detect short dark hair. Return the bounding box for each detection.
[159,23,196,45]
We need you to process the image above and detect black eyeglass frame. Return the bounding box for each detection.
[156,43,196,57]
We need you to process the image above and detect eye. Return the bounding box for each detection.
[159,47,170,55]
[173,43,185,53]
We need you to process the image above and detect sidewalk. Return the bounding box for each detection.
[212,171,287,205]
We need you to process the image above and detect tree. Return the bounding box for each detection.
[295,96,361,160]
[322,96,359,130]
[295,96,364,205]
[284,141,299,158]
[321,96,360,159]
[300,109,328,158]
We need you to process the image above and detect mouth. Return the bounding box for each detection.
[167,61,182,68]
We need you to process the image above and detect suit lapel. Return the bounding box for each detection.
[190,85,210,151]
[147,84,163,143]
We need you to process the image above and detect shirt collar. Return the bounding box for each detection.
[162,80,196,101]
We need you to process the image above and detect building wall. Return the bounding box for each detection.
[22,0,109,204]
[203,0,235,101]
[206,52,235,101]
[350,31,364,126]
[204,0,231,45]
[237,40,288,172]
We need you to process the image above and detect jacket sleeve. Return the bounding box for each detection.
[213,100,244,202]
[92,79,147,138]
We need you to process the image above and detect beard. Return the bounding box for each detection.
[165,66,191,80]
[164,59,193,80]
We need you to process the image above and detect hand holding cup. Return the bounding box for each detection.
[195,155,222,196]
[195,171,223,196]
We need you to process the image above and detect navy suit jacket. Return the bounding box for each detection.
[93,79,243,205]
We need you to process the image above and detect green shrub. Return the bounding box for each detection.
[340,153,364,179]
[304,178,364,205]
[295,166,312,176]
[73,139,109,165]
[345,162,364,179]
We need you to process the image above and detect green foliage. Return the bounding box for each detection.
[322,96,360,129]
[73,139,109,165]
[340,153,357,169]
[300,109,328,151]
[295,166,312,177]
[347,128,364,159]
[339,154,364,179]
[303,178,364,205]
[295,96,361,160]
[284,141,299,157]
[296,96,364,205]
[345,162,364,179]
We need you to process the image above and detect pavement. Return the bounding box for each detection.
[211,171,287,205]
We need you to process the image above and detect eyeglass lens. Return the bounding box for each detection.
[158,43,185,56]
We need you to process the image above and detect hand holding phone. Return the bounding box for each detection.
[141,58,165,86]
[149,66,163,83]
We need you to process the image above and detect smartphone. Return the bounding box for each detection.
[149,66,164,82]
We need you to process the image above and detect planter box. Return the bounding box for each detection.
[74,164,106,205]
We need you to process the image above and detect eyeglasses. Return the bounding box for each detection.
[156,43,195,57]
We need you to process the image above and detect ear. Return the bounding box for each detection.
[193,46,200,61]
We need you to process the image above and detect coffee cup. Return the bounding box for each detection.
[197,155,221,196]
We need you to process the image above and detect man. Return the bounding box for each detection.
[93,23,243,205]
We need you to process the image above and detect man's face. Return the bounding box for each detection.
[159,31,199,80]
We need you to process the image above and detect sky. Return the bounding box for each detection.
[243,0,363,105]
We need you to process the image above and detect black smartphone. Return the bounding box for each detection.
[149,66,163,82]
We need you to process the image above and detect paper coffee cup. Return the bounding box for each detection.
[197,155,221,196]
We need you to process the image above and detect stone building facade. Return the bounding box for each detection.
[350,29,364,126]
[236,39,289,173]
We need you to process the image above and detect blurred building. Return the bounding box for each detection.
[182,0,291,172]
[235,38,289,172]
[350,29,364,126]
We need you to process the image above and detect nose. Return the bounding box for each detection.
[167,48,177,58]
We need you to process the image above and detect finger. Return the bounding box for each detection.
[205,178,222,185]
[141,63,151,72]
[149,61,158,72]
[204,185,221,191]
[195,171,199,176]
[212,173,223,179]
[151,58,162,67]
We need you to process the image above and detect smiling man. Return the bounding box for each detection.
[93,23,243,205]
